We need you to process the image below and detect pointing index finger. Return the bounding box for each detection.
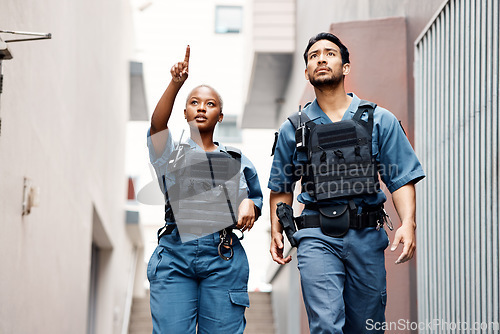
[184,45,190,63]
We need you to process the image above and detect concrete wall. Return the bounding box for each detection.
[252,0,295,52]
[0,0,136,333]
[268,249,310,334]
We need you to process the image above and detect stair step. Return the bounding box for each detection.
[128,292,275,334]
[245,292,275,334]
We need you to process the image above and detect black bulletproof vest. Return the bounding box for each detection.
[164,144,242,232]
[288,101,380,201]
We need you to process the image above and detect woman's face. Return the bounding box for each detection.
[184,86,223,134]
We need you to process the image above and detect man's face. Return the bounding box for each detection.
[305,39,350,88]
[184,86,223,134]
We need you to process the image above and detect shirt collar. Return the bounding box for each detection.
[305,92,361,123]
[186,137,223,152]
[342,93,361,120]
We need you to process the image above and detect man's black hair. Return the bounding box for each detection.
[303,32,350,65]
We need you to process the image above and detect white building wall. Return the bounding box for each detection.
[0,0,136,333]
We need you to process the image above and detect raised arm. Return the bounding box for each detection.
[150,46,190,156]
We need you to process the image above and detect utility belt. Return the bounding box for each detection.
[156,224,240,261]
[296,204,385,230]
[276,201,393,247]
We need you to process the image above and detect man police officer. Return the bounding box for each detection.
[269,32,425,333]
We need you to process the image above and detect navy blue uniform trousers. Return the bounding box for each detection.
[148,228,250,333]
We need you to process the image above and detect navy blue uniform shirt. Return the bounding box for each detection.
[148,129,263,212]
[268,93,425,215]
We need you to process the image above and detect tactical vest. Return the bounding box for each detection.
[163,144,243,234]
[288,100,380,201]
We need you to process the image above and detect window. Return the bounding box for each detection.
[215,6,243,34]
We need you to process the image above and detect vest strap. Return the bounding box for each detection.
[287,111,311,129]
[224,146,242,159]
[352,100,376,133]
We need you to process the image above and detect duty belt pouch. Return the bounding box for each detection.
[318,204,350,237]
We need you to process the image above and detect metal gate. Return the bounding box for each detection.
[414,0,499,332]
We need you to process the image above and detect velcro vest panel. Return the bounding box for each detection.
[165,145,242,232]
[289,101,380,201]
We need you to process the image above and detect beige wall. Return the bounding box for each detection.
[279,0,407,123]
[0,0,136,333]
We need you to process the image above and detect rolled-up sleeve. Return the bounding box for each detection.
[375,109,425,193]
[240,155,263,210]
[147,128,175,168]
[268,121,301,193]
[147,128,175,193]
